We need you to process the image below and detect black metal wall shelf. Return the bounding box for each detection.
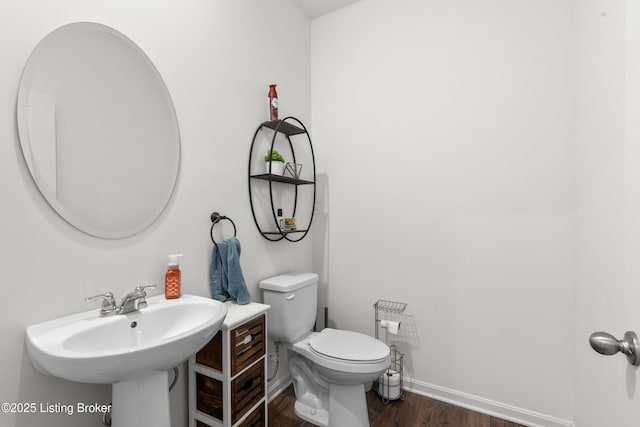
[248,117,316,242]
[260,120,306,136]
[250,173,314,186]
[261,229,309,236]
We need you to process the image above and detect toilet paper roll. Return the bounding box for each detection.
[378,370,401,400]
[380,319,400,335]
[379,370,400,386]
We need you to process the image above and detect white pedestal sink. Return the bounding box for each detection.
[25,294,227,427]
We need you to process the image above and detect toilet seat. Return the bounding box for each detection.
[308,328,390,363]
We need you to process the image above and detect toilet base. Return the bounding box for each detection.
[294,401,329,426]
[328,383,369,427]
[292,383,369,427]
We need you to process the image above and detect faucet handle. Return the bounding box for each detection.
[134,285,157,309]
[85,291,117,316]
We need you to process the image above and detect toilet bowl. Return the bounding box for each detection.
[288,329,390,426]
[260,273,390,427]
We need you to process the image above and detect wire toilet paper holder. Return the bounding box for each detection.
[374,299,407,403]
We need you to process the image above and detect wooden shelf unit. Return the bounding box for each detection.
[189,302,270,427]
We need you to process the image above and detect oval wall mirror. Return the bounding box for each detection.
[16,22,180,239]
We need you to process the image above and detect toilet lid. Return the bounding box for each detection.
[308,328,389,362]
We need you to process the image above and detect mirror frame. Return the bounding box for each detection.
[16,22,181,239]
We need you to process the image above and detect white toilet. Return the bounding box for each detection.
[260,273,390,427]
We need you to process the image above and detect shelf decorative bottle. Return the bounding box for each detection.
[268,84,278,121]
[277,208,284,230]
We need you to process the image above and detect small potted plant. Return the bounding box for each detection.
[264,149,285,175]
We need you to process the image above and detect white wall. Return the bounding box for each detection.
[311,0,575,424]
[8,1,640,426]
[0,1,311,426]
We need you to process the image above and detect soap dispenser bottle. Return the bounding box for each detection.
[165,254,183,299]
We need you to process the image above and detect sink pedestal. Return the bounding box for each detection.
[112,371,170,427]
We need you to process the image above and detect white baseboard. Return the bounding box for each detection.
[404,378,573,427]
[266,374,573,427]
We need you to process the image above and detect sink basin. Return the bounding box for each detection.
[25,294,227,426]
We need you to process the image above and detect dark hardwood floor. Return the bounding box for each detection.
[268,385,526,427]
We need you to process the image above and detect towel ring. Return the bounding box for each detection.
[210,212,237,245]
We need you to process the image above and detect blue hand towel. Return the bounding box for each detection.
[209,236,250,305]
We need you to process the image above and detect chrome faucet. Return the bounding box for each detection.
[86,285,156,316]
[118,285,156,315]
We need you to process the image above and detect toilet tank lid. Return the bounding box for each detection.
[259,272,318,292]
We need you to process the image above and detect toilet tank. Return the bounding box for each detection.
[259,273,318,343]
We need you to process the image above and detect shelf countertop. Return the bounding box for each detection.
[221,301,270,330]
